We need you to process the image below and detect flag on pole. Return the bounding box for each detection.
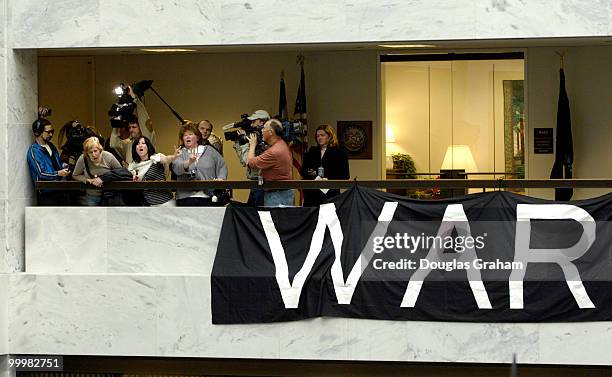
[293,55,307,169]
[278,72,288,121]
[292,54,308,204]
[549,65,573,201]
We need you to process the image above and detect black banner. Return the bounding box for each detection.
[212,187,612,324]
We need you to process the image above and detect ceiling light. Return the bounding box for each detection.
[140,48,197,52]
[378,44,437,48]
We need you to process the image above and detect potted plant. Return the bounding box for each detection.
[391,153,416,178]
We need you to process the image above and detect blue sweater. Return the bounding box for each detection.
[26,142,64,185]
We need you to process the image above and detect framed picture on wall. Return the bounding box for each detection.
[337,120,373,159]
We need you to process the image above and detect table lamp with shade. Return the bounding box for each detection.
[439,144,478,197]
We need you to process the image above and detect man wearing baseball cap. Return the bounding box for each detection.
[232,109,270,206]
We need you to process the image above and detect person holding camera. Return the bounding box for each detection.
[172,122,228,206]
[58,120,104,176]
[109,86,156,165]
[26,107,71,205]
[247,119,293,207]
[232,109,270,206]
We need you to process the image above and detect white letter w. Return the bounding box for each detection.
[258,202,398,308]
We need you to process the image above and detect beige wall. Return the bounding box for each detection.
[526,46,612,199]
[39,50,380,202]
[39,46,612,201]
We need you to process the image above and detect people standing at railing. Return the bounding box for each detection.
[109,86,157,165]
[232,110,270,206]
[128,136,178,207]
[172,122,228,206]
[198,120,223,154]
[72,136,122,206]
[26,107,71,206]
[247,119,294,207]
[300,125,350,206]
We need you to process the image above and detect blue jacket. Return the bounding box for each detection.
[26,142,65,185]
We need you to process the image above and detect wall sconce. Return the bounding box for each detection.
[385,125,397,168]
[386,125,396,143]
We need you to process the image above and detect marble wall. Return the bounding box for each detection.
[11,207,612,365]
[0,274,7,356]
[8,271,612,365]
[7,0,612,49]
[25,207,225,274]
[1,50,37,273]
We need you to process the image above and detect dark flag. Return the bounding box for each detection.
[292,57,308,204]
[278,72,288,121]
[294,63,307,121]
[549,67,573,201]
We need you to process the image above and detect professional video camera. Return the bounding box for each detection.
[222,114,261,145]
[107,80,153,128]
[60,121,92,155]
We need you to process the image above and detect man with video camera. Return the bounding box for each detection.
[247,119,293,207]
[230,109,270,206]
[109,86,157,165]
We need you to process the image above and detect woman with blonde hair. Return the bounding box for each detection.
[72,136,122,206]
[300,124,349,206]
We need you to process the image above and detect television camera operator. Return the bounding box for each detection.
[225,109,270,206]
[58,120,104,175]
[109,84,157,165]
[247,119,293,207]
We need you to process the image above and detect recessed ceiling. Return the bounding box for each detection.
[37,37,612,56]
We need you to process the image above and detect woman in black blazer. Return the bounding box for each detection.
[300,125,350,206]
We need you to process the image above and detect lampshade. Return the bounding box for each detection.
[385,125,396,143]
[440,145,478,172]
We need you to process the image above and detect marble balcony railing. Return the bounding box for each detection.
[25,207,225,274]
[9,206,612,365]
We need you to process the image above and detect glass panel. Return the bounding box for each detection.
[382,57,525,195]
[429,61,453,176]
[383,62,430,173]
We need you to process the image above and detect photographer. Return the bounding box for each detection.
[232,109,270,206]
[58,120,104,175]
[109,86,157,165]
[247,119,293,207]
[26,107,70,205]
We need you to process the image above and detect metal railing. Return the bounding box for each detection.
[36,179,612,191]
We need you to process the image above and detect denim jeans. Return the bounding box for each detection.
[264,189,294,207]
[247,188,264,206]
[80,193,102,206]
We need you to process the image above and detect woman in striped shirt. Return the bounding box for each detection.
[128,136,177,207]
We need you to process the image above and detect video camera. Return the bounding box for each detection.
[60,120,96,157]
[222,114,261,145]
[107,80,153,128]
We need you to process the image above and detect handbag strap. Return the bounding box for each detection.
[83,156,94,178]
